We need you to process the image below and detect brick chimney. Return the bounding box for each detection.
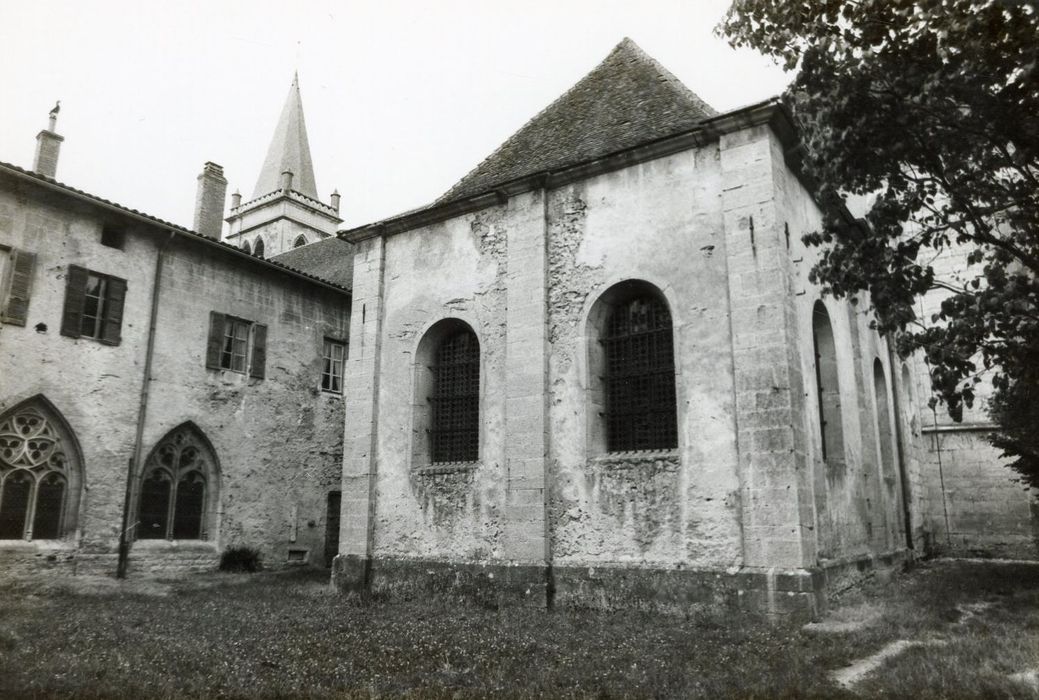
[193,162,228,240]
[33,108,64,178]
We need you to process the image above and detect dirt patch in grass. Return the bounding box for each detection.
[0,561,1037,698]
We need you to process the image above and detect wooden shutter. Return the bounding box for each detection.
[60,265,89,338]
[205,311,225,369]
[99,276,127,345]
[1,249,36,325]
[249,323,267,379]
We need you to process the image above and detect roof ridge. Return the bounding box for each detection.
[438,37,717,203]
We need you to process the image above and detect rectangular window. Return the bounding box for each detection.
[60,265,126,344]
[205,311,267,379]
[321,339,346,393]
[221,317,251,373]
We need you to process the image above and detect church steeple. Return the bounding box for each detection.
[224,72,341,259]
[253,72,319,200]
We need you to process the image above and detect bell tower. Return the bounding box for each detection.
[224,73,341,258]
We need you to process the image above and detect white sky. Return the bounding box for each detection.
[0,0,790,230]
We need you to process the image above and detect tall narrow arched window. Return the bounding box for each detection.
[240,240,252,255]
[874,359,895,477]
[588,281,677,453]
[137,424,218,540]
[0,397,82,540]
[812,302,845,464]
[293,235,308,248]
[253,238,265,259]
[412,319,480,466]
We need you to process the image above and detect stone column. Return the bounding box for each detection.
[721,124,817,574]
[500,189,550,600]
[332,235,385,592]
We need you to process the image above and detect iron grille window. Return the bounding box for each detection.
[429,329,479,463]
[602,295,677,452]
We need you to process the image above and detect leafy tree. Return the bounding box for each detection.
[720,0,1039,485]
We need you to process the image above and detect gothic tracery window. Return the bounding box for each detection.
[0,402,77,540]
[137,425,215,540]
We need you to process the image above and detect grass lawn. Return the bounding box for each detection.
[1,559,1037,698]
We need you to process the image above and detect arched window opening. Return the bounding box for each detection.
[591,283,677,453]
[430,329,480,463]
[0,399,80,540]
[240,240,252,256]
[812,302,845,464]
[412,320,480,466]
[293,235,308,249]
[874,359,895,477]
[137,425,216,540]
[253,238,265,259]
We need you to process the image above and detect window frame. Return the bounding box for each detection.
[205,311,267,379]
[60,265,127,345]
[321,338,347,394]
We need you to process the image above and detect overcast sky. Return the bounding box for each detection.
[0,0,790,231]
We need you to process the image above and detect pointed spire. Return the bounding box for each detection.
[252,73,319,200]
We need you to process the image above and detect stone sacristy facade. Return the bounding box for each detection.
[0,39,1034,616]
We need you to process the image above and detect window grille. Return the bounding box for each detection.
[138,426,212,540]
[0,405,72,540]
[429,329,479,463]
[321,339,346,393]
[602,295,677,452]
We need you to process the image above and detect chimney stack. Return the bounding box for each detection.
[193,162,228,240]
[330,189,341,213]
[33,103,64,179]
[280,169,294,192]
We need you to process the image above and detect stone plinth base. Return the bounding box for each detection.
[330,550,913,620]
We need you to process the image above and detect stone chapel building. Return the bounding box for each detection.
[0,39,1034,616]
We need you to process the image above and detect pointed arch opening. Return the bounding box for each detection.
[412,319,481,466]
[0,396,82,540]
[873,358,896,478]
[136,423,219,541]
[293,235,308,249]
[253,238,265,259]
[587,280,677,454]
[812,301,845,465]
[240,240,252,256]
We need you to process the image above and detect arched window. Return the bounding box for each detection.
[812,302,845,464]
[253,238,265,259]
[137,424,217,540]
[873,359,895,477]
[293,235,308,248]
[0,398,81,540]
[240,240,252,255]
[588,281,677,453]
[412,320,480,465]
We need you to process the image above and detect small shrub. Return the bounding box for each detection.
[220,546,262,573]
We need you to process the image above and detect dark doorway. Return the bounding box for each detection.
[324,491,341,567]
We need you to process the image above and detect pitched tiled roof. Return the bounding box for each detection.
[270,237,354,291]
[0,161,350,294]
[439,37,717,202]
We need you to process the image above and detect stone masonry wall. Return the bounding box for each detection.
[0,179,350,575]
[546,147,743,569]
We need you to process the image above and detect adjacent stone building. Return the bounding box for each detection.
[0,100,352,574]
[1,39,1034,616]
